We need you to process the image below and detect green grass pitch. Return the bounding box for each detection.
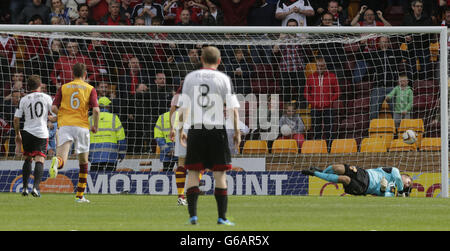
[1,193,449,231]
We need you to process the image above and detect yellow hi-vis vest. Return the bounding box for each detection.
[154,111,172,143]
[88,111,126,163]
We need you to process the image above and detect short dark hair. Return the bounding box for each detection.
[286,19,298,26]
[78,3,89,11]
[73,63,87,78]
[27,75,41,91]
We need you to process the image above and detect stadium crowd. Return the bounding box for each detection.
[0,0,447,156]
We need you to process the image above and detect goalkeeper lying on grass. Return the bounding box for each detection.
[302,164,413,197]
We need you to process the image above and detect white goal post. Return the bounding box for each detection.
[0,25,447,198]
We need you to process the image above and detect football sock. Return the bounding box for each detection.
[214,187,228,220]
[323,165,335,174]
[176,166,187,199]
[186,186,200,218]
[33,162,44,189]
[76,163,88,199]
[22,159,32,188]
[314,172,339,183]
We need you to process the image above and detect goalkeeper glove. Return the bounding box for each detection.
[380,177,388,193]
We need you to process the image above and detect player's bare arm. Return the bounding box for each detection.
[232,108,241,151]
[13,116,22,148]
[91,106,100,134]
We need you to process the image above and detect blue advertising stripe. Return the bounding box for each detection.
[0,171,309,195]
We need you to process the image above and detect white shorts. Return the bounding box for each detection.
[57,126,90,154]
[174,128,188,158]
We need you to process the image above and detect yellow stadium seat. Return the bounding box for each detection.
[360,137,387,153]
[369,133,394,150]
[398,119,424,133]
[301,140,328,154]
[420,137,441,151]
[368,118,396,133]
[242,140,268,154]
[272,139,298,154]
[156,145,160,154]
[389,139,417,152]
[330,139,357,154]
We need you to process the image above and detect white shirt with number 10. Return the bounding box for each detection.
[14,92,54,139]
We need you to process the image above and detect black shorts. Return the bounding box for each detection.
[22,130,48,158]
[343,164,369,196]
[185,126,232,172]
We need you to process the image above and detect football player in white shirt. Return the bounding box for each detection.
[14,75,56,197]
[178,46,241,226]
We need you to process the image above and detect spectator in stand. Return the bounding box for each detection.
[1,90,21,124]
[312,0,348,25]
[279,102,305,151]
[1,89,21,156]
[435,0,450,24]
[225,46,252,95]
[118,56,152,153]
[120,0,135,20]
[87,32,119,84]
[131,0,165,25]
[73,4,97,25]
[441,6,450,27]
[164,0,181,25]
[304,55,340,149]
[100,0,132,25]
[10,0,33,24]
[351,6,391,52]
[51,41,97,89]
[96,80,120,115]
[146,17,172,73]
[275,0,314,27]
[20,16,49,78]
[49,0,72,25]
[3,70,25,101]
[169,45,202,80]
[311,0,330,23]
[0,33,17,85]
[385,73,413,129]
[403,0,433,80]
[351,5,392,26]
[43,39,62,95]
[248,0,279,26]
[87,0,111,23]
[54,0,86,21]
[18,0,51,24]
[150,72,174,130]
[202,0,224,25]
[325,0,347,26]
[177,9,197,25]
[319,12,336,26]
[363,36,405,120]
[217,0,257,26]
[172,0,208,25]
[272,19,307,103]
[1,90,21,156]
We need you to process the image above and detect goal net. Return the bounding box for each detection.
[0,25,447,198]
